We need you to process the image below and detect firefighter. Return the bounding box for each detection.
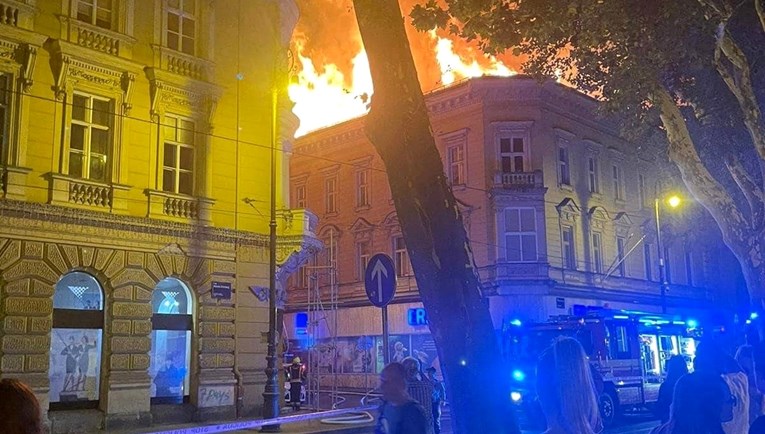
[287,357,306,411]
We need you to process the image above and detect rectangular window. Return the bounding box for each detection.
[644,242,653,281]
[504,208,537,262]
[162,116,195,195]
[617,237,626,276]
[166,0,196,55]
[500,136,526,174]
[592,232,603,273]
[561,225,576,269]
[558,145,570,186]
[447,143,466,185]
[295,184,306,208]
[357,241,370,280]
[638,174,646,208]
[77,0,113,29]
[685,250,693,286]
[356,169,370,208]
[588,156,599,193]
[612,165,624,200]
[325,234,337,267]
[70,93,112,182]
[325,176,337,213]
[393,236,410,277]
[0,74,9,157]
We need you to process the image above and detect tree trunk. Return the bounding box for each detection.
[353,1,519,433]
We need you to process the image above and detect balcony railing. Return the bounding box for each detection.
[146,189,214,224]
[47,173,129,213]
[498,170,544,188]
[69,180,112,208]
[0,2,18,26]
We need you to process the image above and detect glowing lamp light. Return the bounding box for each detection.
[512,369,526,382]
[687,319,699,329]
[459,359,468,367]
[511,392,522,402]
[747,319,753,325]
[751,312,759,320]
[667,195,681,208]
[510,319,523,327]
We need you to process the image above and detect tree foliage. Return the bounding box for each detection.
[412,0,765,302]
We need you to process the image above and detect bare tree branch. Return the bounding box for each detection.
[725,155,765,226]
[757,0,765,33]
[713,25,765,161]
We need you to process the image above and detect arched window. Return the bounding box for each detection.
[150,277,193,404]
[49,271,104,410]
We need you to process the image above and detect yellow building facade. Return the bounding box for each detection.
[0,0,317,431]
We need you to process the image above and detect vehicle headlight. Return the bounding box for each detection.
[511,391,522,403]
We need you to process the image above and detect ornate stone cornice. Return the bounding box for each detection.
[45,39,137,115]
[0,199,273,246]
[144,66,221,127]
[294,122,366,154]
[0,36,39,92]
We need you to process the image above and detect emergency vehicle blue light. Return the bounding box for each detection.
[687,319,699,328]
[751,312,759,320]
[512,369,526,382]
[613,315,630,320]
[510,319,523,327]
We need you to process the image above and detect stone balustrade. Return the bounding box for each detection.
[163,195,199,219]
[75,26,120,55]
[0,2,19,26]
[69,179,112,208]
[501,170,544,187]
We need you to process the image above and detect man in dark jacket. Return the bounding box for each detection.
[376,362,431,434]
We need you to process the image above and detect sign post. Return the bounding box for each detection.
[364,254,396,365]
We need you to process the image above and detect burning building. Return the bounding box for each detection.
[283,75,741,384]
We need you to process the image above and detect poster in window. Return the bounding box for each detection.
[49,328,102,403]
[410,334,439,372]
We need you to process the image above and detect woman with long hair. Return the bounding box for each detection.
[650,371,732,434]
[536,337,603,434]
[0,378,43,434]
[655,355,689,423]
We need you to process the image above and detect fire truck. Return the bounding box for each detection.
[503,308,701,428]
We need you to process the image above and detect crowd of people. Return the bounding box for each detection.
[374,335,765,434]
[6,335,765,434]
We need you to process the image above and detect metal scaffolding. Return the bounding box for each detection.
[303,230,339,411]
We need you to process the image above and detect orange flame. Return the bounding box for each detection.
[288,40,373,137]
[289,32,518,137]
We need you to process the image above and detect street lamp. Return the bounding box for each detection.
[261,49,295,432]
[655,191,681,314]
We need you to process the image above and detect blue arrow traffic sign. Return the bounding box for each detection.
[364,253,397,308]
